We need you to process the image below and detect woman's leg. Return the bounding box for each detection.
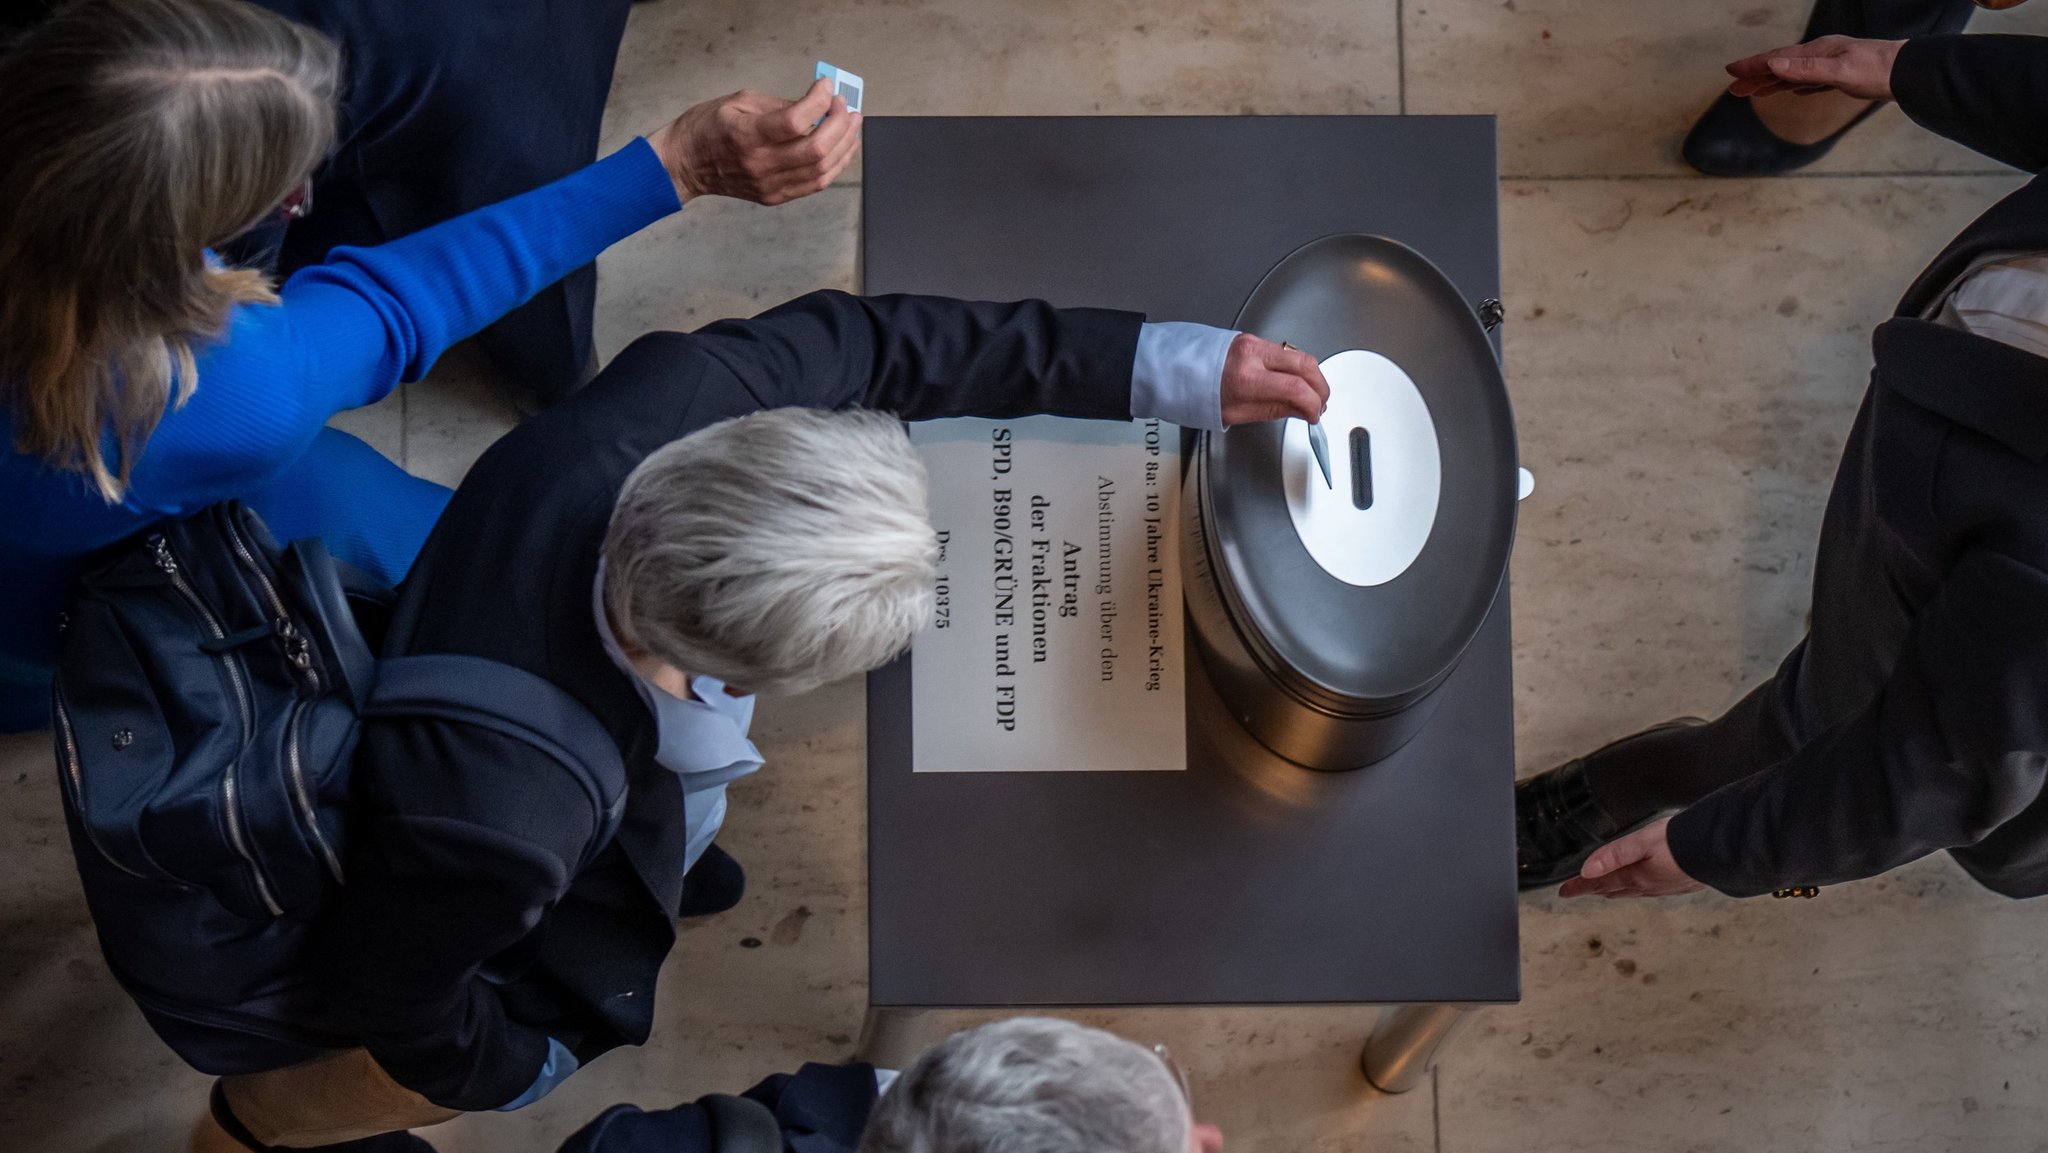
[245,428,451,589]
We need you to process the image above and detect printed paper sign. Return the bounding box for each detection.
[909,417,1186,772]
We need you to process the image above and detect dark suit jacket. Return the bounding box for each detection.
[314,292,1143,1109]
[555,1063,877,1153]
[1669,35,2048,897]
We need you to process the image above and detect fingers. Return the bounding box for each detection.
[1265,344,1330,413]
[814,121,864,188]
[1766,53,1848,89]
[1219,372,1322,426]
[760,77,836,143]
[769,95,858,174]
[755,100,861,203]
[1579,828,1654,881]
[1724,45,1795,81]
[1723,36,1842,93]
[1559,864,1647,899]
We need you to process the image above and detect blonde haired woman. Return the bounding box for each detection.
[0,0,861,731]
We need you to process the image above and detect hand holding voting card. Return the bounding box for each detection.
[908,418,1187,773]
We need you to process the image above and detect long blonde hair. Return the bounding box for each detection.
[0,0,338,501]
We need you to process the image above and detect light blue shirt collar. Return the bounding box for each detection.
[592,562,763,874]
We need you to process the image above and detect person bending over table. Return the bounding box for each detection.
[0,0,856,732]
[184,291,1326,1150]
[228,1017,1220,1153]
[554,1018,1222,1153]
[1519,33,2048,900]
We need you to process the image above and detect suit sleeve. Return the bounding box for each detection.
[683,291,1146,422]
[1667,551,2048,896]
[1892,35,2048,174]
[552,1064,878,1153]
[314,723,599,1111]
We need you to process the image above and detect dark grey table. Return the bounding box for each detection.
[861,117,1519,1089]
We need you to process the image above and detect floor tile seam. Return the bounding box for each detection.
[1432,1064,1443,1153]
[1500,169,2013,182]
[1397,0,1408,117]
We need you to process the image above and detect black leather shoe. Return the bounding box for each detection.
[1681,91,1882,177]
[1516,719,1703,890]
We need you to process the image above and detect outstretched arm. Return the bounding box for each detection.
[683,290,1327,426]
[1724,34,2048,173]
[1590,550,2048,898]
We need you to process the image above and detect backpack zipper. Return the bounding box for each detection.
[52,689,151,881]
[218,769,281,916]
[223,517,341,882]
[224,516,321,693]
[149,534,282,918]
[151,536,253,738]
[285,701,344,884]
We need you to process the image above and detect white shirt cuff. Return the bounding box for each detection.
[1131,321,1236,431]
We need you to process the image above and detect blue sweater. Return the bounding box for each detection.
[0,139,681,728]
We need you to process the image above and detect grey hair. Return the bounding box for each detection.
[602,407,939,696]
[860,1018,1190,1153]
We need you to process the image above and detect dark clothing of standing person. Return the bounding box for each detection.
[554,1063,878,1153]
[1683,0,1978,175]
[273,292,1142,1122]
[1522,35,2048,897]
[223,0,636,403]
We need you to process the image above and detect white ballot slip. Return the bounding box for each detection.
[909,417,1186,772]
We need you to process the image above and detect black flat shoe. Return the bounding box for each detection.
[1515,719,1702,890]
[1681,91,1883,177]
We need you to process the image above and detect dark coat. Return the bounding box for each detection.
[555,1063,878,1153]
[1669,35,2048,897]
[310,291,1143,1109]
[229,0,636,399]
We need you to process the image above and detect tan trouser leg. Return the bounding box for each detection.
[212,1048,460,1148]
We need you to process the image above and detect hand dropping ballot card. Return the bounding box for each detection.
[815,61,864,113]
[908,418,1187,773]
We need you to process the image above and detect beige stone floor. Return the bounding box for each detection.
[10,1,2048,1150]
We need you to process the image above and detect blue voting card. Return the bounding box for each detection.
[815,60,864,114]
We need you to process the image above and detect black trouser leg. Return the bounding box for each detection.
[1799,0,1974,41]
[1582,680,1803,825]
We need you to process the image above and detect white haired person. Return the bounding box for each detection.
[177,291,1326,1150]
[542,1018,1219,1153]
[862,1018,1223,1153]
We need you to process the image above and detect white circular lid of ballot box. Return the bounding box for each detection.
[1280,350,1441,587]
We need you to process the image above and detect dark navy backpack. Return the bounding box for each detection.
[51,501,626,1074]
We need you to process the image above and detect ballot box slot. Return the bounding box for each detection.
[1350,428,1373,511]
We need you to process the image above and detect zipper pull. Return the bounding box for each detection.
[149,534,177,574]
[277,619,313,671]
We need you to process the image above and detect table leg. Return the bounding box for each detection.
[1360,1005,1474,1094]
[857,1007,937,1068]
